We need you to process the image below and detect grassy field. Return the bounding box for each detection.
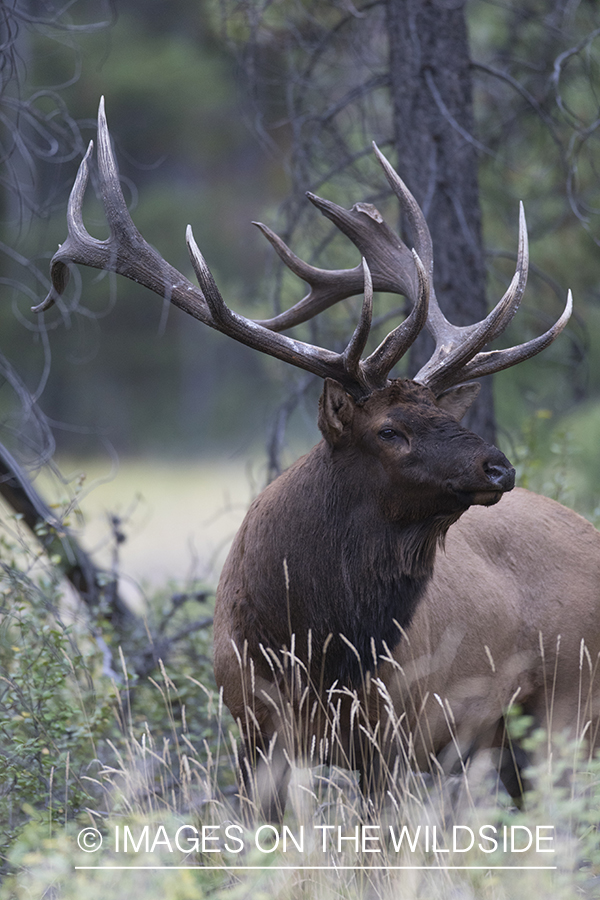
[36,456,263,601]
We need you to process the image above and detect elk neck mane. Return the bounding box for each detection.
[234,433,464,688]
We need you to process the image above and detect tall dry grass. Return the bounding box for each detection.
[5,633,600,900]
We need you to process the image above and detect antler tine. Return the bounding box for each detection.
[342,259,374,381]
[414,203,538,393]
[186,226,378,396]
[450,289,573,385]
[481,202,528,346]
[96,96,137,234]
[363,250,430,385]
[33,140,95,312]
[185,225,231,327]
[372,142,474,368]
[372,142,433,276]
[252,222,366,331]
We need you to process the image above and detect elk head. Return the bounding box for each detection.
[319,379,514,520]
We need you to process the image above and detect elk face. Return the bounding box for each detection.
[319,378,515,524]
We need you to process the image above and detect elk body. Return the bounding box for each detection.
[40,99,595,819]
[394,490,600,791]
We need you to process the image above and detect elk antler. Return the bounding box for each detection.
[36,98,429,399]
[255,144,572,394]
[37,98,571,399]
[371,144,572,393]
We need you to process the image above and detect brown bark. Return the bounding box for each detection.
[385,0,495,442]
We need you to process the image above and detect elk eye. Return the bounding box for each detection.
[378,428,398,440]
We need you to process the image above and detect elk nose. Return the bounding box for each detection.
[483,460,515,491]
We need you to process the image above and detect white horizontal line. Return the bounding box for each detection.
[75,865,558,871]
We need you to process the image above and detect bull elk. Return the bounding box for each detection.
[38,98,598,821]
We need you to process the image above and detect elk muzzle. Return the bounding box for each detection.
[450,447,515,508]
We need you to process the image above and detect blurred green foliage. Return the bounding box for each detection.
[0,516,225,876]
[0,530,114,860]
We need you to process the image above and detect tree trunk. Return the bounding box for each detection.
[385,0,495,442]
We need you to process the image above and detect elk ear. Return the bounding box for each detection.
[435,383,481,422]
[318,379,355,445]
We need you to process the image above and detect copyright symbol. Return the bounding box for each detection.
[77,828,103,852]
